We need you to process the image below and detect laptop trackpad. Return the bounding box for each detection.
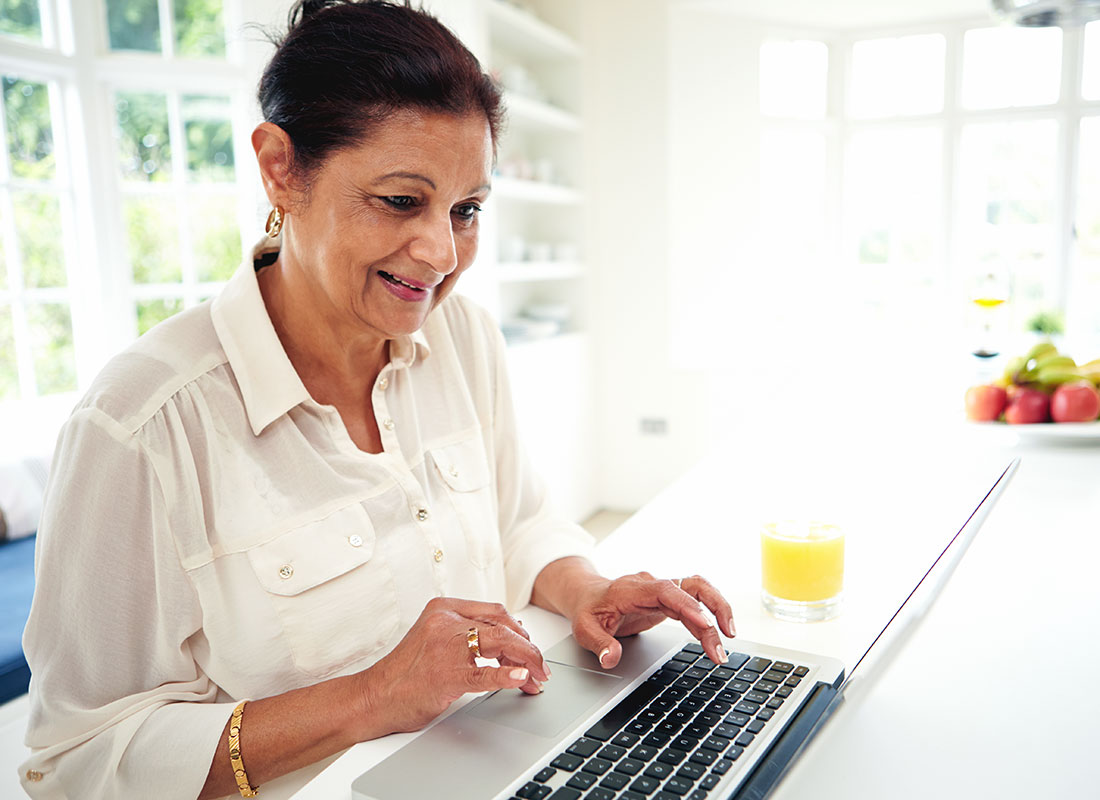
[464,661,622,738]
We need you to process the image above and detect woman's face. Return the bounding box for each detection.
[279,109,493,342]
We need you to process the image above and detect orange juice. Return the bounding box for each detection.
[761,521,844,621]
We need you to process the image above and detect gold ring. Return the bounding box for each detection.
[467,626,481,658]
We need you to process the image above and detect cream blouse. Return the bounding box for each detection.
[19,251,594,799]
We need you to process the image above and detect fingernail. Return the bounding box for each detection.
[543,661,553,679]
[717,645,728,664]
[598,647,611,667]
[510,667,529,681]
[726,616,736,636]
[535,682,545,694]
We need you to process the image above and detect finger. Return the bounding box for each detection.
[656,583,727,665]
[453,600,532,642]
[500,655,544,694]
[463,665,532,694]
[572,612,623,670]
[475,623,551,682]
[680,575,737,638]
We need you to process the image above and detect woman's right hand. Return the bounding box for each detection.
[354,597,552,737]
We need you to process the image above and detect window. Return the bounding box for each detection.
[0,0,251,417]
[756,19,1100,351]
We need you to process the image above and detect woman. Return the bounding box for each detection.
[20,2,735,798]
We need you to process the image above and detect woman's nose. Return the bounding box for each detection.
[408,212,459,275]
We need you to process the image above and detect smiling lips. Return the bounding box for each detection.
[378,270,434,301]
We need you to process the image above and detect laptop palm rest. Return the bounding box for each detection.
[351,627,685,800]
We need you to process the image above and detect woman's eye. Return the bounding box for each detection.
[453,203,481,221]
[383,196,416,209]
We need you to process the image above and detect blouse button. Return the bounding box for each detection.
[378,376,389,390]
[348,534,363,548]
[278,564,294,579]
[383,418,395,431]
[26,770,43,782]
[433,548,444,563]
[416,508,430,522]
[449,465,459,477]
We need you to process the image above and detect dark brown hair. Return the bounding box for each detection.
[258,0,503,179]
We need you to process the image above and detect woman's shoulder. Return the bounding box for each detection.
[77,303,229,436]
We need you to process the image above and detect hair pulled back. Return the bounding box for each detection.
[259,0,503,179]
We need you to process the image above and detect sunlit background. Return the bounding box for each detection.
[0,0,1098,516]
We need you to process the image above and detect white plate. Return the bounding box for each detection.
[969,420,1100,442]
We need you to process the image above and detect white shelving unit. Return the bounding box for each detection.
[435,0,596,522]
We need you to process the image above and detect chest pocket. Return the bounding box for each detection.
[429,436,501,569]
[248,502,399,678]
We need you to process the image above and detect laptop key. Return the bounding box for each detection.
[766,697,785,710]
[664,661,690,674]
[695,658,718,671]
[567,772,597,791]
[723,712,750,727]
[657,747,688,765]
[630,775,661,794]
[701,772,721,788]
[745,691,768,705]
[725,745,744,761]
[569,738,603,758]
[714,723,741,738]
[586,682,662,741]
[598,745,627,762]
[534,767,557,783]
[583,758,613,776]
[705,701,732,716]
[643,732,671,748]
[613,732,641,748]
[584,790,616,800]
[682,643,705,655]
[517,782,552,799]
[711,758,734,776]
[676,763,705,782]
[754,681,778,694]
[630,745,659,762]
[746,719,765,734]
[664,777,695,796]
[793,665,809,677]
[689,749,717,766]
[600,772,630,791]
[672,651,699,664]
[548,789,582,800]
[643,761,673,780]
[734,732,755,747]
[551,754,585,772]
[614,758,645,776]
[755,709,774,721]
[734,701,760,715]
[771,661,794,673]
[745,657,772,673]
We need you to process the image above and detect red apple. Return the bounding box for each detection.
[1050,381,1100,422]
[965,384,1008,421]
[1004,387,1050,424]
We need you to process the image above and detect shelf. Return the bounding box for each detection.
[486,0,580,59]
[504,91,581,131]
[492,176,582,204]
[504,329,587,351]
[497,261,583,282]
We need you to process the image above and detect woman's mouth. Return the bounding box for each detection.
[378,270,431,301]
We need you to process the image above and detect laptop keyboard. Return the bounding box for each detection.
[507,643,811,800]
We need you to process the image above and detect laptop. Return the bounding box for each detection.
[351,458,1020,800]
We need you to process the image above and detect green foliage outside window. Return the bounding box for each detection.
[0,306,16,400]
[193,194,239,281]
[107,0,160,53]
[175,0,225,57]
[183,95,234,182]
[137,297,183,334]
[14,191,65,288]
[124,195,182,284]
[116,91,172,182]
[0,0,41,42]
[27,302,75,394]
[3,77,54,181]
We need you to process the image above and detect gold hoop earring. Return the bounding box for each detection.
[265,206,284,238]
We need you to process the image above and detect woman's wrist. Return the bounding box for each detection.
[532,556,609,622]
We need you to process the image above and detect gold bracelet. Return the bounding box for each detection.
[228,701,259,797]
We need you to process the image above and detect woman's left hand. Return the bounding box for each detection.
[565,570,736,669]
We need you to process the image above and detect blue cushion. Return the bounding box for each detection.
[0,534,35,704]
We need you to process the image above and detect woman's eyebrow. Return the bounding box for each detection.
[377,171,436,189]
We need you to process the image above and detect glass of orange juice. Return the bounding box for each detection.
[760,521,844,622]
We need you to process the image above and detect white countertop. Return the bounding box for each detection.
[281,422,1100,799]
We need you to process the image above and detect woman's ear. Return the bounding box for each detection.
[252,122,296,209]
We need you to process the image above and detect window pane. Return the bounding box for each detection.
[846,127,941,269]
[123,194,181,283]
[175,0,226,58]
[958,120,1058,332]
[760,40,828,119]
[106,0,161,53]
[760,128,826,263]
[0,0,42,44]
[0,200,7,290]
[962,26,1062,109]
[1085,21,1100,101]
[850,34,945,118]
[27,302,75,395]
[115,91,172,182]
[136,297,183,334]
[13,190,65,288]
[192,193,239,281]
[1071,116,1100,344]
[182,94,234,182]
[0,305,15,399]
[3,77,55,180]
